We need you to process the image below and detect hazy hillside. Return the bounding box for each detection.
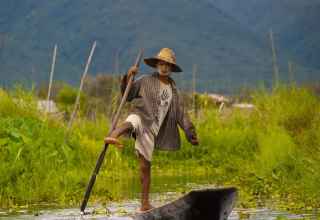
[209,0,320,69]
[0,0,318,92]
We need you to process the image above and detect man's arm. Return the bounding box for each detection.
[120,66,142,102]
[176,93,199,145]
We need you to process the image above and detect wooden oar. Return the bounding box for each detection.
[80,49,144,215]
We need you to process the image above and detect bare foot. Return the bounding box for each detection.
[140,203,154,212]
[104,137,123,148]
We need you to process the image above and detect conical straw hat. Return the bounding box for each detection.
[144,48,182,72]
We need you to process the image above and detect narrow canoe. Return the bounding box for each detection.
[134,187,237,220]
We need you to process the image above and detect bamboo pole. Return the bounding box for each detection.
[46,44,57,112]
[68,41,97,129]
[0,33,6,61]
[192,64,198,117]
[269,29,280,89]
[288,61,295,84]
[114,48,120,75]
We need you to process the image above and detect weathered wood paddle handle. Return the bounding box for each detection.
[80,49,144,214]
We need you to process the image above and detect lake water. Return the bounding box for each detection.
[0,175,318,219]
[0,202,316,220]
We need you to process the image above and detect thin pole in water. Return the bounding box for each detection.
[288,61,295,85]
[68,41,97,130]
[269,29,280,89]
[192,64,198,118]
[46,44,57,113]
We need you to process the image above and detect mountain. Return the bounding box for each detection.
[208,0,320,70]
[0,0,318,93]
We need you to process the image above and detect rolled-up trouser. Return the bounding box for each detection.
[125,114,154,162]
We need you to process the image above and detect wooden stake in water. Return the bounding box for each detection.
[46,44,57,113]
[0,33,6,63]
[269,29,280,89]
[192,64,198,118]
[114,48,120,75]
[288,61,295,84]
[68,41,97,129]
[179,68,184,90]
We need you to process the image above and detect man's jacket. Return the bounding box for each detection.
[121,72,196,150]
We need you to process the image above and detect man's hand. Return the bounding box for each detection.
[189,134,199,146]
[127,66,139,79]
[185,129,199,146]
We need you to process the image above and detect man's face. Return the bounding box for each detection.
[157,60,172,76]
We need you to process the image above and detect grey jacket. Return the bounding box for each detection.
[121,72,196,150]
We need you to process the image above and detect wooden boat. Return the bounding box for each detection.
[134,187,237,220]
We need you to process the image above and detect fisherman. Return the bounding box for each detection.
[104,48,199,212]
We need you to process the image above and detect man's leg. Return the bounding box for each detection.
[138,153,153,211]
[104,122,133,147]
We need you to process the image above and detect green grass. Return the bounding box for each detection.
[0,84,319,212]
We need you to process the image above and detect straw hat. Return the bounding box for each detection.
[144,48,183,72]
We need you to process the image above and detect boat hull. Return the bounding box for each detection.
[134,187,237,220]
